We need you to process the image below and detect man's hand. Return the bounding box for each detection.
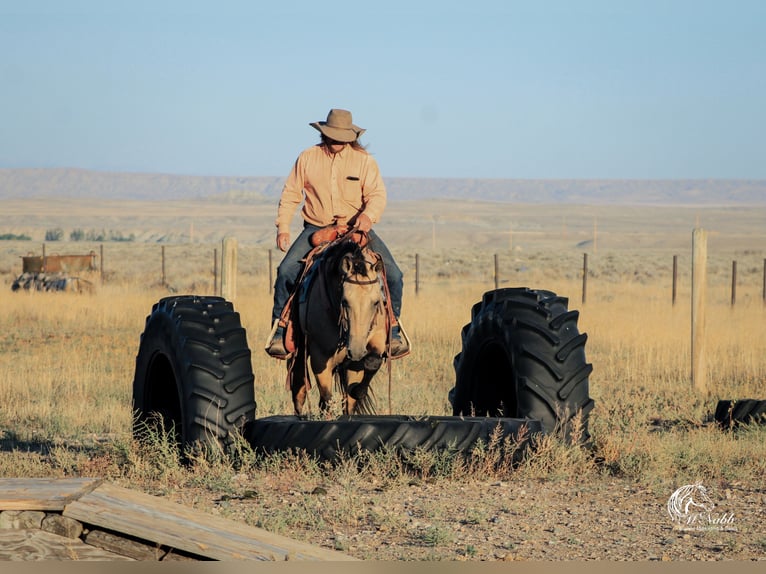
[277,232,290,252]
[355,213,373,232]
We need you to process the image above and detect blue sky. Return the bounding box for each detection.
[1,1,764,179]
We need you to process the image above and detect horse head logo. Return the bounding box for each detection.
[667,482,715,524]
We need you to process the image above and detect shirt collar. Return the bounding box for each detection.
[322,143,349,159]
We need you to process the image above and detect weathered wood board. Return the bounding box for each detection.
[0,529,134,561]
[63,482,355,561]
[0,478,103,511]
[0,478,355,561]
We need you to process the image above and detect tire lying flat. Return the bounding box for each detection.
[714,399,766,429]
[244,415,543,461]
[132,296,256,453]
[450,288,594,443]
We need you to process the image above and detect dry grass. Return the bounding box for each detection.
[1,201,765,557]
[0,238,764,485]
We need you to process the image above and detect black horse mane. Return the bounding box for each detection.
[323,237,368,276]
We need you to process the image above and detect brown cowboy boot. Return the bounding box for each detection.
[265,320,288,358]
[389,324,410,358]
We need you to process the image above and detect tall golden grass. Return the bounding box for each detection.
[0,240,764,489]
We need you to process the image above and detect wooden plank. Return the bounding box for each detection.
[0,478,103,511]
[0,529,134,561]
[63,482,356,561]
[84,529,175,560]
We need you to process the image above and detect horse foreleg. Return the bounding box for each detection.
[341,366,366,415]
[292,383,308,416]
[310,354,336,417]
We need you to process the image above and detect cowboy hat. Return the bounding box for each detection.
[310,109,365,143]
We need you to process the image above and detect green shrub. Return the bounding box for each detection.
[45,228,64,241]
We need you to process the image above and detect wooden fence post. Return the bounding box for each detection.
[763,258,766,305]
[100,244,104,284]
[161,245,166,287]
[221,237,238,301]
[494,254,499,290]
[213,248,218,296]
[731,260,737,307]
[582,253,588,305]
[691,228,708,395]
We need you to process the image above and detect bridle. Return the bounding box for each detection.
[342,274,380,286]
[337,249,384,347]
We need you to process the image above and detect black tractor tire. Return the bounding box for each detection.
[244,415,543,462]
[714,399,766,429]
[133,295,256,454]
[449,288,594,443]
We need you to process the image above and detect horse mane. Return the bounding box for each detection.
[322,237,368,276]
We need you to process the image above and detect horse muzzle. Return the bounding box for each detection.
[345,352,382,372]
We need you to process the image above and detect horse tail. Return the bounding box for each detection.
[354,389,376,415]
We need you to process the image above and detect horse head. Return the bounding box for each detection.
[337,242,386,362]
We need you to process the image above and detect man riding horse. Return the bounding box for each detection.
[266,108,409,360]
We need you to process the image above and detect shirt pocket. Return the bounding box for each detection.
[340,175,363,204]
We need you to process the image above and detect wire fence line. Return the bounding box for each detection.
[8,236,766,307]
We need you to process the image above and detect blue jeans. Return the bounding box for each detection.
[271,224,404,322]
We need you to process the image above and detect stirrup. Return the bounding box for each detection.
[389,321,411,359]
[265,320,290,359]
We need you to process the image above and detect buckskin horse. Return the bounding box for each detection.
[285,229,390,416]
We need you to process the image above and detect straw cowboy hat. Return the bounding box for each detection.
[310,108,365,143]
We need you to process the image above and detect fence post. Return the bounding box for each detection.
[763,258,766,305]
[100,244,104,284]
[582,253,588,305]
[731,260,737,307]
[415,253,420,295]
[691,228,708,395]
[672,255,678,306]
[221,237,238,301]
[494,254,499,290]
[161,245,166,287]
[213,248,218,296]
[42,243,47,273]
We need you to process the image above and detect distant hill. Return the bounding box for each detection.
[1,167,764,205]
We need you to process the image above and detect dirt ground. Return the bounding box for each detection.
[162,474,765,561]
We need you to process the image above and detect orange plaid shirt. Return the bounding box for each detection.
[275,144,387,234]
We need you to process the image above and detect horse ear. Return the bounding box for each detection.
[341,253,354,274]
